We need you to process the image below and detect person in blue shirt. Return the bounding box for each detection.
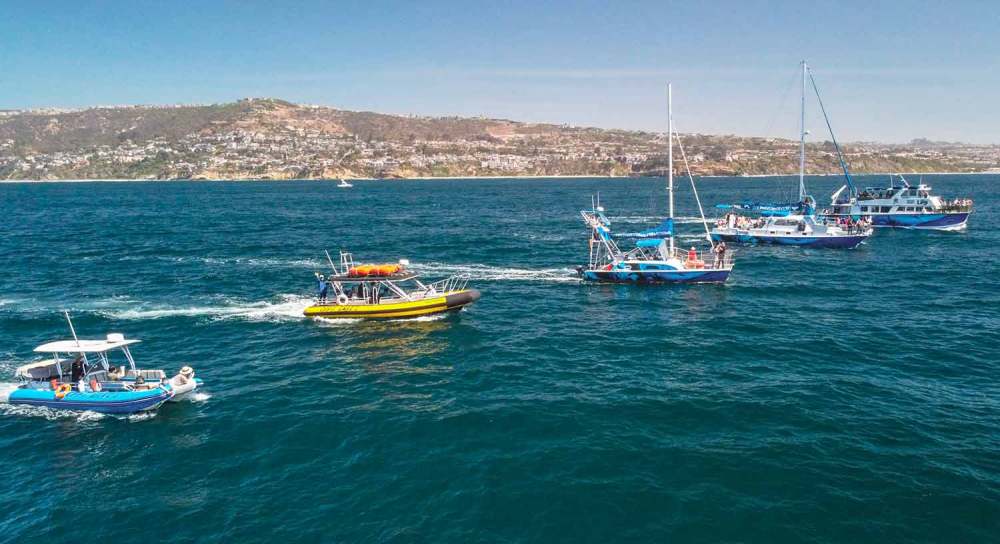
[315,273,329,302]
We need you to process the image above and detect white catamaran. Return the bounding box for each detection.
[710,61,873,249]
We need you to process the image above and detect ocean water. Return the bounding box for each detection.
[0,175,997,542]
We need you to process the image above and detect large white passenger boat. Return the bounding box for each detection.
[822,175,973,231]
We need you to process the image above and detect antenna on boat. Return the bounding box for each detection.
[324,249,338,275]
[667,83,675,256]
[64,310,80,347]
[64,310,89,365]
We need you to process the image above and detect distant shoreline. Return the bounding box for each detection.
[1,171,996,184]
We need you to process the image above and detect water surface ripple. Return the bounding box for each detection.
[0,176,997,542]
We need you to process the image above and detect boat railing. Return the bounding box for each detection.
[940,200,974,212]
[423,274,471,296]
[679,248,735,270]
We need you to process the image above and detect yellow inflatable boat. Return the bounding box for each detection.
[304,251,480,320]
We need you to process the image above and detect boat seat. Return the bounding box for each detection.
[126,369,166,381]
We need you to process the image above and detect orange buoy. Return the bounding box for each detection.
[54,383,72,399]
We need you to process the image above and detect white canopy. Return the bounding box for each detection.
[34,338,140,353]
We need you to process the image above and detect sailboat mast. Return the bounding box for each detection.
[667,83,674,255]
[798,60,807,202]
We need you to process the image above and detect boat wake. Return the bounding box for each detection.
[188,392,212,402]
[103,294,314,322]
[0,394,109,422]
[118,255,322,269]
[607,215,707,224]
[410,262,578,283]
[0,382,19,403]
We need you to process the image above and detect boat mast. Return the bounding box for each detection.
[667,83,674,255]
[798,60,807,202]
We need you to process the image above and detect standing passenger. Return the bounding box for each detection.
[315,273,329,302]
[713,242,727,268]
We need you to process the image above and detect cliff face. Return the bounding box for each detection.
[0,98,995,180]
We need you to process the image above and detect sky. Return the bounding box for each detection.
[2,0,999,143]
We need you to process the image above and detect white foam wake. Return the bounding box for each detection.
[607,215,707,224]
[409,263,578,283]
[0,400,108,422]
[0,382,19,403]
[117,255,322,269]
[188,392,212,402]
[104,294,314,322]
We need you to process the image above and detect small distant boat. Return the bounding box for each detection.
[3,313,203,415]
[710,61,872,249]
[822,174,973,230]
[577,85,734,284]
[337,179,353,188]
[304,251,480,319]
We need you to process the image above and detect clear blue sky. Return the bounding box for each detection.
[3,1,998,143]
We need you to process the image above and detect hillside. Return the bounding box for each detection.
[1,98,997,180]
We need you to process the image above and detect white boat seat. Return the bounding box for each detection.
[126,369,166,381]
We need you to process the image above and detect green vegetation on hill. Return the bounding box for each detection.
[0,98,996,180]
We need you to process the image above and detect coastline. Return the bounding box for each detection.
[0,171,996,184]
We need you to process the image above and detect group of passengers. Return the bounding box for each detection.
[831,215,872,234]
[314,273,387,304]
[57,356,129,392]
[717,213,764,231]
[946,198,973,210]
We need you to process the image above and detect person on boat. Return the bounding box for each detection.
[687,247,697,261]
[713,242,727,268]
[70,356,84,384]
[315,273,329,302]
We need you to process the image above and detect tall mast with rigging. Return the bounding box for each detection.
[667,83,674,255]
[798,60,807,202]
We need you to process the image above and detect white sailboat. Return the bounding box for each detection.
[710,61,873,249]
[577,84,734,284]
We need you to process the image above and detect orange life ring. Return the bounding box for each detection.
[54,383,72,399]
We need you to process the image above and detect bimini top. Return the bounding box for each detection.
[33,334,140,354]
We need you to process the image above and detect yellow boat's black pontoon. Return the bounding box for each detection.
[304,251,480,320]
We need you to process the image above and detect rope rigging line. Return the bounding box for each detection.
[807,69,856,195]
[672,125,715,248]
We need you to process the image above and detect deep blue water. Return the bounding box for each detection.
[1,175,997,543]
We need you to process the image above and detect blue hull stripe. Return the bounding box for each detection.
[9,388,172,414]
[870,212,969,228]
[710,232,866,249]
[582,269,731,284]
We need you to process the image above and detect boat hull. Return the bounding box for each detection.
[711,231,868,249]
[304,289,480,319]
[581,269,731,284]
[7,386,173,414]
[868,212,969,230]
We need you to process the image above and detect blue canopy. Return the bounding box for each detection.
[636,218,673,238]
[635,238,665,248]
[595,224,613,243]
